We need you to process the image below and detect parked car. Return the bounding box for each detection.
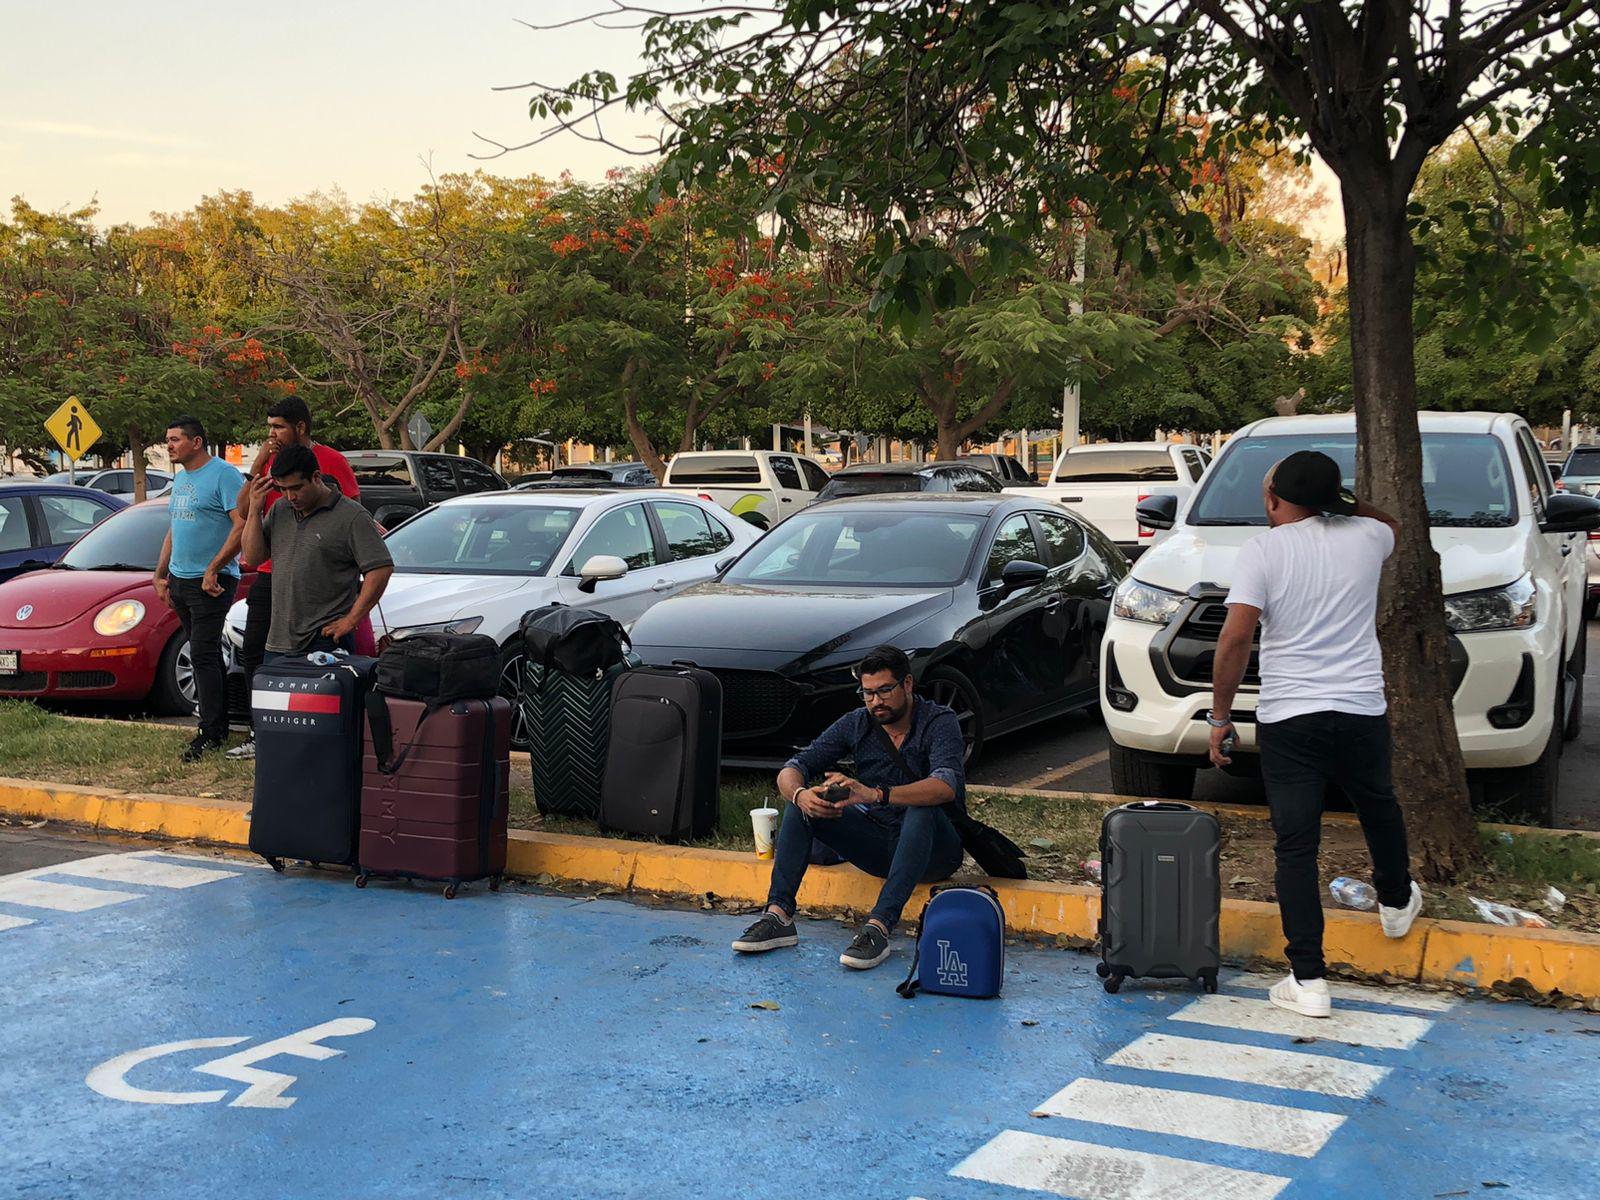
[626,493,1128,768]
[1103,412,1600,823]
[959,453,1039,486]
[0,483,125,584]
[1014,442,1208,560]
[0,500,254,713]
[225,489,760,749]
[42,469,174,498]
[660,449,830,529]
[814,461,1002,502]
[341,451,507,527]
[514,463,657,490]
[1564,447,1600,618]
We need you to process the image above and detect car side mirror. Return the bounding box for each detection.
[1000,559,1049,591]
[577,554,629,593]
[1539,491,1600,534]
[1136,493,1179,531]
[714,555,738,574]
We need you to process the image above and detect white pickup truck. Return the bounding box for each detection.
[660,450,831,529]
[1009,442,1208,559]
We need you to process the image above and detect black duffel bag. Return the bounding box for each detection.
[368,633,501,772]
[518,604,631,681]
[374,632,501,703]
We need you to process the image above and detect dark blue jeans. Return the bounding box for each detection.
[1258,710,1414,981]
[765,802,964,930]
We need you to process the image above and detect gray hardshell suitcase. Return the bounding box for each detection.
[1097,801,1221,994]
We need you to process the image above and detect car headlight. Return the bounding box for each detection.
[1113,578,1184,624]
[391,616,484,638]
[93,599,146,636]
[1444,575,1536,632]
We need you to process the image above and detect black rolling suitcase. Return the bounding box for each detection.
[598,666,722,841]
[1097,800,1221,994]
[248,653,378,871]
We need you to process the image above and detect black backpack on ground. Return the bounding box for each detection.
[598,666,723,841]
[518,605,634,818]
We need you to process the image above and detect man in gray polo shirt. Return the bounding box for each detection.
[241,443,393,660]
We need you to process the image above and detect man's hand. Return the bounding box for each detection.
[822,772,877,806]
[201,567,223,597]
[793,787,840,820]
[249,473,277,505]
[152,575,172,608]
[1208,720,1236,768]
[322,613,359,642]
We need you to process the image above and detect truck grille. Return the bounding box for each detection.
[1168,603,1260,686]
[708,669,799,737]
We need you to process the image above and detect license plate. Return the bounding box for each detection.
[0,651,18,675]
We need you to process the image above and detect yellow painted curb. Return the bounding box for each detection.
[3,777,1597,1000]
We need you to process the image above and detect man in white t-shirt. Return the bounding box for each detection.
[1207,450,1424,1018]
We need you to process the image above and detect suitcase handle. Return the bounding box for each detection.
[1119,801,1197,812]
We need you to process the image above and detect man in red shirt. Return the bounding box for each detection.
[227,396,362,760]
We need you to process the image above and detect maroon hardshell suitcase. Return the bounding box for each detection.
[357,696,511,898]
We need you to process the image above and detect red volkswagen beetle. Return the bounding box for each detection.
[0,500,254,713]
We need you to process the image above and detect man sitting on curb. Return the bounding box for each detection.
[732,645,966,970]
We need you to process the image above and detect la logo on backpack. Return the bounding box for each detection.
[897,885,1004,1000]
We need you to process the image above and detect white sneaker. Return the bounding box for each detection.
[1380,881,1424,938]
[225,737,256,761]
[1269,973,1332,1018]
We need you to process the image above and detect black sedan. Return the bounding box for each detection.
[627,493,1128,767]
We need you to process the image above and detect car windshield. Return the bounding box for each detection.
[818,474,923,499]
[1565,448,1600,477]
[723,509,984,586]
[1056,450,1177,482]
[58,504,169,570]
[1190,432,1517,527]
[385,503,580,576]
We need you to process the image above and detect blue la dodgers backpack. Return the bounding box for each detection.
[897,884,1005,999]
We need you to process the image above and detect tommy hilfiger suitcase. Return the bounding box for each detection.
[248,654,378,871]
[598,666,722,842]
[357,696,511,898]
[1097,800,1221,994]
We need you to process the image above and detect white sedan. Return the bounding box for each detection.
[226,489,760,747]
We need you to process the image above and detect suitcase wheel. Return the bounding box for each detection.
[267,857,285,874]
[1102,972,1123,995]
[1095,962,1110,978]
[1201,971,1219,994]
[354,874,369,889]
[443,882,459,900]
[489,875,502,893]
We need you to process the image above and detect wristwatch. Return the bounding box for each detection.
[1205,712,1233,728]
[879,785,891,805]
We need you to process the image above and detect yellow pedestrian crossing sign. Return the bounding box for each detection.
[45,397,102,462]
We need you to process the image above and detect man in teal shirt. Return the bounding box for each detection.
[154,415,246,762]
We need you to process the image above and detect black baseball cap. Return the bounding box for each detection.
[1270,450,1358,515]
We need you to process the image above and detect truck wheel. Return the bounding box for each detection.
[1563,629,1586,743]
[1478,669,1563,827]
[1108,742,1196,801]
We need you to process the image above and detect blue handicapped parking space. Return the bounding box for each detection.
[2,852,1596,1200]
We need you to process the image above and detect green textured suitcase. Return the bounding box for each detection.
[521,658,631,818]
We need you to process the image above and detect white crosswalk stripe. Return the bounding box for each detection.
[0,913,36,931]
[1033,1077,1345,1158]
[1227,972,1457,1012]
[1105,1032,1390,1099]
[0,877,142,912]
[1170,994,1435,1050]
[952,1130,1292,1200]
[45,855,238,889]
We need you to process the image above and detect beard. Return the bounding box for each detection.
[868,697,908,726]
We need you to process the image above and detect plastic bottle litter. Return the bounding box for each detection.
[1543,886,1567,915]
[1080,859,1102,883]
[1329,877,1377,910]
[1468,896,1551,928]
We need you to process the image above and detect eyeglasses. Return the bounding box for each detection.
[856,680,906,701]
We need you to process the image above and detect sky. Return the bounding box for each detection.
[2,0,1341,240]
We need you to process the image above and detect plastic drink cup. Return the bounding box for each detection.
[750,807,780,859]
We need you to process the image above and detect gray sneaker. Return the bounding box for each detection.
[732,912,799,953]
[840,924,891,970]
[225,736,257,761]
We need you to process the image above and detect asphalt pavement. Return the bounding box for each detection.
[2,832,1596,1200]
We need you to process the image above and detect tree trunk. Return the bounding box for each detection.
[620,361,667,480]
[129,425,147,503]
[1343,187,1480,880]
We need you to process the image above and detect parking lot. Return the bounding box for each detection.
[2,832,1595,1200]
